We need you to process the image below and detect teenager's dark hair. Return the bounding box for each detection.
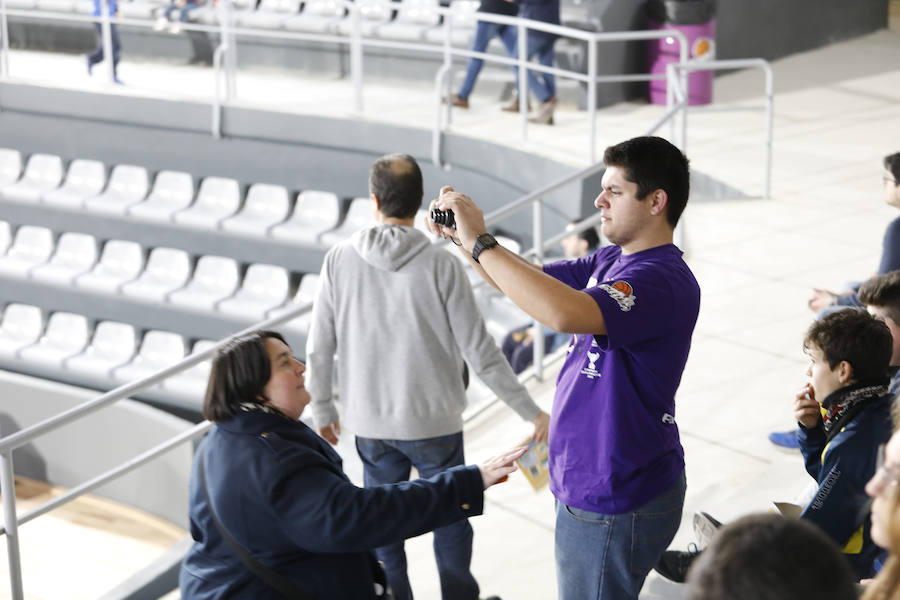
[803,308,892,382]
[885,152,900,182]
[686,513,857,600]
[577,225,600,250]
[602,136,690,228]
[202,330,287,422]
[859,271,900,325]
[368,153,423,219]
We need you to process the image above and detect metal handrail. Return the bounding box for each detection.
[0,300,311,600]
[0,2,688,168]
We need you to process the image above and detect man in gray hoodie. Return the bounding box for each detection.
[305,153,549,600]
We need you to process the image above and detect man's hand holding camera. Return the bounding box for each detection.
[427,186,487,252]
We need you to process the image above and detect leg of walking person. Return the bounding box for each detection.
[110,24,122,81]
[408,432,480,600]
[356,436,415,600]
[456,21,501,102]
[86,23,105,74]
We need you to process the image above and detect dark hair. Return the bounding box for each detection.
[686,513,857,600]
[859,271,900,325]
[202,330,287,422]
[885,152,900,182]
[368,153,423,219]
[576,224,600,250]
[803,308,892,382]
[602,136,690,227]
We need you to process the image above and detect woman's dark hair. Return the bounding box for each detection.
[202,330,287,422]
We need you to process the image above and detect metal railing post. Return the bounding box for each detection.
[0,0,10,77]
[587,37,597,164]
[212,42,227,138]
[763,62,774,200]
[532,199,544,381]
[517,19,527,141]
[1,451,24,600]
[221,0,237,100]
[350,2,363,112]
[100,0,114,83]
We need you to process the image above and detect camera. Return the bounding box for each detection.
[430,208,456,229]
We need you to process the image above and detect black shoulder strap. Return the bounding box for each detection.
[198,454,313,600]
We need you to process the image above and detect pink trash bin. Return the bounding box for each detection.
[647,0,716,106]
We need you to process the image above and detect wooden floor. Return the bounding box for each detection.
[0,477,185,600]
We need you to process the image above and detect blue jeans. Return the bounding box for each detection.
[87,23,121,76]
[512,34,556,103]
[555,472,686,600]
[164,1,201,22]
[356,432,479,600]
[457,20,517,100]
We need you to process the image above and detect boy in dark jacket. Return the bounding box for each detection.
[656,308,894,582]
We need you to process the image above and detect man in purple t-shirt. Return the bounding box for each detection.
[427,136,700,599]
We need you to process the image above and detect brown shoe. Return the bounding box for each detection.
[501,97,531,112]
[449,93,469,109]
[528,97,557,125]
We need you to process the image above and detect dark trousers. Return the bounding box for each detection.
[87,23,121,76]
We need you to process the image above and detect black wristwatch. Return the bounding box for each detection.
[472,233,499,263]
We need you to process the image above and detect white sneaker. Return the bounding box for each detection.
[153,17,168,31]
[169,22,182,34]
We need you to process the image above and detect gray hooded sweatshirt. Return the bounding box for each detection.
[305,223,540,440]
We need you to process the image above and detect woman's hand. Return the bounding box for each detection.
[478,446,528,489]
[531,411,550,444]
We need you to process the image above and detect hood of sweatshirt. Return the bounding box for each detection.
[351,224,432,272]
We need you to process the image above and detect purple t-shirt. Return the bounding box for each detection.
[543,243,700,514]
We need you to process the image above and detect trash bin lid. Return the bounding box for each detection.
[646,0,716,25]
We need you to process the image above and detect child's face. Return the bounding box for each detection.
[806,344,845,402]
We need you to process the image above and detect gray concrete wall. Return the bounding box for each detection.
[0,370,194,529]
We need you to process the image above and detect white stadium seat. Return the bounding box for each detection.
[0,153,63,203]
[217,263,290,320]
[121,247,191,302]
[268,272,318,332]
[284,0,344,32]
[0,225,54,277]
[75,240,144,294]
[113,330,186,385]
[424,0,478,46]
[129,170,194,223]
[84,164,150,215]
[237,0,300,28]
[43,159,107,209]
[270,190,341,245]
[168,255,240,311]
[0,221,10,255]
[221,183,290,236]
[379,0,440,41]
[31,232,98,285]
[19,312,90,369]
[318,197,376,246]
[0,149,23,187]
[164,339,217,401]
[335,0,392,36]
[0,304,43,359]
[173,176,241,229]
[65,320,136,378]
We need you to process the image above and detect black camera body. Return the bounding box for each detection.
[430,208,456,229]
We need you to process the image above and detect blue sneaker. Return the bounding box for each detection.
[768,429,800,449]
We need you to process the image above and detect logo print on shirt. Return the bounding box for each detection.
[599,280,635,312]
[581,350,602,379]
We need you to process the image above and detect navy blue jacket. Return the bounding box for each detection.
[797,388,893,580]
[179,410,484,599]
[518,0,559,41]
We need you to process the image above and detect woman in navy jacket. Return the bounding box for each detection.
[180,330,524,599]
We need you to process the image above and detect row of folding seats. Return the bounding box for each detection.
[0,149,360,246]
[0,302,216,401]
[5,0,483,47]
[0,221,320,324]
